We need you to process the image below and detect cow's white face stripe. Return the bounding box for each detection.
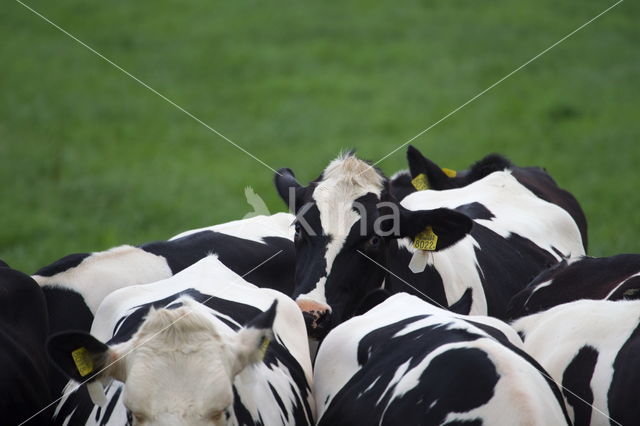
[298,155,384,306]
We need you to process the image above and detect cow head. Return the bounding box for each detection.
[407,144,512,190]
[274,153,472,339]
[47,299,277,425]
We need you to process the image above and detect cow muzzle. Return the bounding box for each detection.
[296,299,331,340]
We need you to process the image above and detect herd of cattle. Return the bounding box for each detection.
[3,145,640,426]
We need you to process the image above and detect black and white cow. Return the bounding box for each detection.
[34,213,294,395]
[0,261,51,425]
[507,254,640,320]
[512,299,640,425]
[47,255,314,426]
[274,152,585,338]
[406,145,589,249]
[314,292,571,425]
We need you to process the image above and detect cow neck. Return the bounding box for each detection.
[384,239,449,309]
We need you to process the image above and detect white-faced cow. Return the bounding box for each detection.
[314,292,571,425]
[274,152,584,338]
[405,145,588,249]
[0,261,52,425]
[34,213,294,395]
[47,255,314,426]
[507,254,640,320]
[512,299,640,425]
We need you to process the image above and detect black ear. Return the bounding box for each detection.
[47,331,111,383]
[398,206,473,251]
[354,288,392,316]
[247,300,278,331]
[274,168,303,211]
[407,145,450,189]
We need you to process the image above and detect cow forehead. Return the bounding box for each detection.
[311,184,374,236]
[123,306,234,416]
[307,154,384,233]
[124,349,232,415]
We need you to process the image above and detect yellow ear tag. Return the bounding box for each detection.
[258,337,271,360]
[442,168,457,178]
[71,347,94,377]
[413,226,438,251]
[411,173,429,190]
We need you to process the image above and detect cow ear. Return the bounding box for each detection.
[407,145,451,190]
[230,301,277,375]
[47,331,126,384]
[397,207,473,251]
[274,168,304,212]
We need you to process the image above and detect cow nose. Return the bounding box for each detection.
[296,299,331,339]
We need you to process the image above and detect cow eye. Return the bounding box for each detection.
[365,235,381,248]
[294,222,302,239]
[132,412,146,424]
[208,410,224,422]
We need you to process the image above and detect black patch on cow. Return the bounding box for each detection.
[354,288,392,316]
[467,154,513,180]
[387,223,558,320]
[51,383,97,425]
[507,254,640,319]
[0,258,9,268]
[142,232,295,295]
[100,385,122,426]
[42,286,94,397]
[386,245,449,311]
[269,382,288,422]
[34,252,91,276]
[608,320,640,425]
[388,170,415,201]
[471,226,558,319]
[454,202,495,221]
[610,276,640,301]
[448,288,473,315]
[562,345,598,426]
[0,267,52,425]
[465,318,572,425]
[320,315,500,426]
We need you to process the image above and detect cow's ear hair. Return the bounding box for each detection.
[407,145,450,190]
[397,206,473,251]
[47,331,125,384]
[274,168,304,212]
[230,301,277,375]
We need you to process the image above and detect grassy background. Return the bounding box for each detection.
[1,0,638,274]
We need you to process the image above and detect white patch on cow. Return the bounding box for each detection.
[313,293,526,419]
[512,299,640,425]
[402,170,585,260]
[440,339,568,425]
[33,214,294,316]
[169,212,295,242]
[55,256,314,426]
[396,233,488,315]
[32,245,173,313]
[297,155,384,305]
[376,359,412,406]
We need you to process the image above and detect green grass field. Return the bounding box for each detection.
[1,0,638,273]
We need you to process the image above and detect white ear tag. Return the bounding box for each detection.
[409,250,429,273]
[87,381,107,406]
